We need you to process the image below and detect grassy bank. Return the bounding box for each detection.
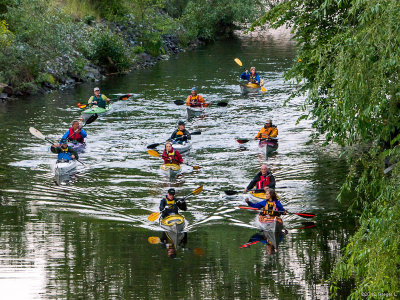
[252,0,400,298]
[0,0,262,96]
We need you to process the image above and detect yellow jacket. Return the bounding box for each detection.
[255,126,278,139]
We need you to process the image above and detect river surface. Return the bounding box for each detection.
[0,34,353,299]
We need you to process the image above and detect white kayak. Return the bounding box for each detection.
[53,159,77,176]
[186,106,205,118]
[172,140,192,154]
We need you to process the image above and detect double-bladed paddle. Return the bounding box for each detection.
[173,99,228,107]
[29,127,86,166]
[147,149,201,170]
[147,185,204,221]
[147,132,201,149]
[77,94,133,108]
[236,137,278,144]
[65,114,98,140]
[234,58,267,93]
[238,206,315,218]
[224,188,265,196]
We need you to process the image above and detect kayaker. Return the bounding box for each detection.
[254,119,278,140]
[186,87,210,107]
[244,164,276,192]
[169,120,191,143]
[162,142,184,165]
[61,120,87,143]
[240,66,261,85]
[51,139,79,161]
[88,87,110,108]
[245,188,287,216]
[159,188,187,218]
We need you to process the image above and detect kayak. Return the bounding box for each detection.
[68,141,86,153]
[257,214,284,249]
[160,214,186,249]
[248,190,266,203]
[258,139,278,156]
[240,83,263,94]
[82,104,112,120]
[186,106,205,119]
[160,163,181,180]
[172,140,192,154]
[53,159,77,176]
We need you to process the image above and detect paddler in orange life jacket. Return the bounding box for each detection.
[244,164,276,193]
[169,120,191,143]
[88,87,110,109]
[240,66,261,85]
[254,119,278,140]
[162,141,184,165]
[61,120,87,143]
[159,188,187,218]
[186,87,210,107]
[245,188,287,216]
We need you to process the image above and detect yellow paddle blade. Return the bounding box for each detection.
[261,87,267,92]
[147,149,160,157]
[192,165,202,170]
[148,212,160,221]
[194,248,205,256]
[148,236,161,244]
[234,58,243,67]
[192,185,203,195]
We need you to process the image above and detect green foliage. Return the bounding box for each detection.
[133,45,144,54]
[252,0,400,297]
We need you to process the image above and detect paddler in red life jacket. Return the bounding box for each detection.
[61,120,87,143]
[240,66,261,85]
[51,139,79,161]
[254,119,278,140]
[245,188,287,216]
[243,164,276,193]
[88,87,110,109]
[159,188,187,218]
[162,142,184,165]
[185,87,210,107]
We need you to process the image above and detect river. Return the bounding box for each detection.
[0,34,353,299]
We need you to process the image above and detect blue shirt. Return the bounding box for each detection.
[240,71,261,84]
[248,199,285,213]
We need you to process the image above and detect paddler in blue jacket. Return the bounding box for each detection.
[240,66,261,85]
[159,188,187,218]
[51,139,79,161]
[61,120,87,143]
[245,188,287,216]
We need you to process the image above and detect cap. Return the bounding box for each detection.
[265,119,272,124]
[191,87,197,91]
[60,138,68,144]
[94,87,100,92]
[167,188,176,195]
[178,120,185,126]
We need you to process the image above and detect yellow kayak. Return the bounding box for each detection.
[160,163,181,179]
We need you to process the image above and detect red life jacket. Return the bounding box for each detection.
[166,149,181,164]
[256,175,271,189]
[68,128,84,143]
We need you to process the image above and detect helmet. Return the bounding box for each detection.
[167,188,176,195]
[265,119,272,124]
[60,138,68,144]
[191,87,197,91]
[178,120,185,126]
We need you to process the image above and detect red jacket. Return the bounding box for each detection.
[162,148,183,165]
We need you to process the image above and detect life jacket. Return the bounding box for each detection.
[166,196,176,209]
[259,125,278,139]
[166,149,181,164]
[257,174,271,189]
[163,196,178,216]
[67,128,84,143]
[176,130,184,136]
[262,200,278,216]
[58,147,73,161]
[92,94,106,108]
[189,96,202,107]
[250,74,257,84]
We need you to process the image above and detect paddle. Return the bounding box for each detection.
[236,137,278,144]
[65,114,98,140]
[174,99,228,107]
[238,206,315,219]
[234,58,267,92]
[77,94,133,108]
[224,188,265,196]
[146,132,202,149]
[239,240,261,248]
[147,185,204,221]
[147,149,201,170]
[29,127,86,166]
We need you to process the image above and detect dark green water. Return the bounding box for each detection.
[0,35,353,299]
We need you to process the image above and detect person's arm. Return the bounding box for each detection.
[102,94,110,102]
[246,173,260,191]
[255,128,263,139]
[247,200,266,209]
[159,198,166,211]
[186,96,191,106]
[275,200,285,213]
[68,147,79,159]
[170,130,177,140]
[240,71,248,80]
[255,74,261,84]
[185,130,191,140]
[88,96,94,104]
[268,174,276,189]
[269,127,278,138]
[80,129,87,138]
[177,199,187,211]
[62,130,69,140]
[50,146,60,154]
[162,151,169,163]
[176,151,183,164]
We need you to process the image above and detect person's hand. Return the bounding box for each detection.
[71,155,75,159]
[245,198,249,204]
[245,69,248,73]
[52,143,59,147]
[253,137,257,140]
[284,210,288,215]
[106,98,111,103]
[92,101,97,105]
[243,188,248,193]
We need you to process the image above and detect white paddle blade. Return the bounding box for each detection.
[29,127,45,140]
